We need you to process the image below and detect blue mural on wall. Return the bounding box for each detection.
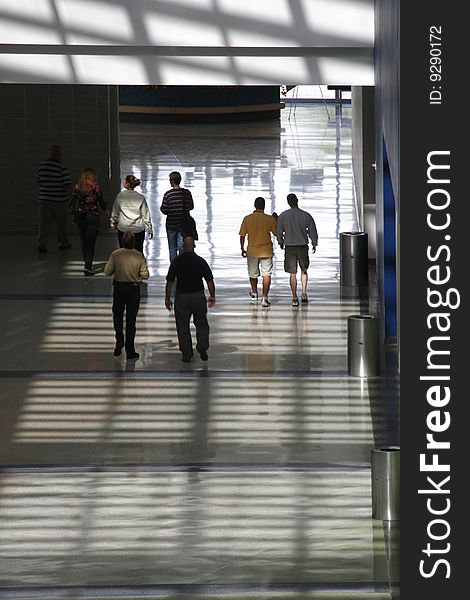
[118,85,282,123]
[383,139,397,338]
[119,85,280,108]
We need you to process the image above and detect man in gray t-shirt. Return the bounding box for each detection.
[276,193,318,307]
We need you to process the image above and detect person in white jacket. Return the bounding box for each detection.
[110,175,153,253]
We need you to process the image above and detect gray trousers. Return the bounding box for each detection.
[174,291,209,358]
[38,201,69,248]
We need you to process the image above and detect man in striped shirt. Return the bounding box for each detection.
[160,171,194,262]
[36,145,72,253]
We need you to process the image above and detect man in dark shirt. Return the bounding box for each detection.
[160,171,194,263]
[165,236,216,363]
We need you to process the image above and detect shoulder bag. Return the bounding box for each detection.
[179,189,198,240]
[68,191,87,217]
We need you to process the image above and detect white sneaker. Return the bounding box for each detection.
[250,292,258,303]
[261,297,271,307]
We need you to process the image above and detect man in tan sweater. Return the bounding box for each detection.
[105,230,149,359]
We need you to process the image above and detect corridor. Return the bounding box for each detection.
[0,103,399,599]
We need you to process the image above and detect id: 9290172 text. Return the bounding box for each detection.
[429,25,443,105]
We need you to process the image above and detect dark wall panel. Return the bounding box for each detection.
[0,84,120,233]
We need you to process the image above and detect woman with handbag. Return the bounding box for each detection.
[72,168,108,276]
[110,175,153,254]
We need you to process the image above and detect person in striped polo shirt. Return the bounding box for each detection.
[160,171,194,263]
[36,145,72,253]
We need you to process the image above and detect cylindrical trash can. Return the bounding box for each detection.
[340,231,368,287]
[371,447,400,520]
[347,315,379,377]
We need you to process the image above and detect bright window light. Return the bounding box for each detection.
[217,0,294,27]
[235,57,310,85]
[0,0,53,22]
[318,56,374,86]
[0,19,62,44]
[72,56,148,84]
[56,0,135,42]
[0,55,72,82]
[159,57,236,86]
[228,30,300,47]
[144,14,225,45]
[302,0,374,45]
[147,0,213,8]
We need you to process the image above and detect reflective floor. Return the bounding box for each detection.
[0,103,399,599]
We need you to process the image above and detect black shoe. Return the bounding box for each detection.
[84,268,94,276]
[182,355,192,363]
[38,246,47,253]
[199,350,208,361]
[126,352,140,360]
[59,243,71,250]
[113,346,123,357]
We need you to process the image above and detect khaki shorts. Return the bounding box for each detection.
[284,245,309,273]
[247,256,273,278]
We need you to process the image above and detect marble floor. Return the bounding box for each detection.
[0,103,399,599]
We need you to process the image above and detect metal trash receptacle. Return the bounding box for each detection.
[347,315,379,377]
[371,447,400,520]
[340,231,368,287]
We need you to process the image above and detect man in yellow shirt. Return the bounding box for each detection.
[239,197,277,307]
[104,230,149,359]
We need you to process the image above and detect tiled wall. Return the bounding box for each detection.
[0,84,121,233]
